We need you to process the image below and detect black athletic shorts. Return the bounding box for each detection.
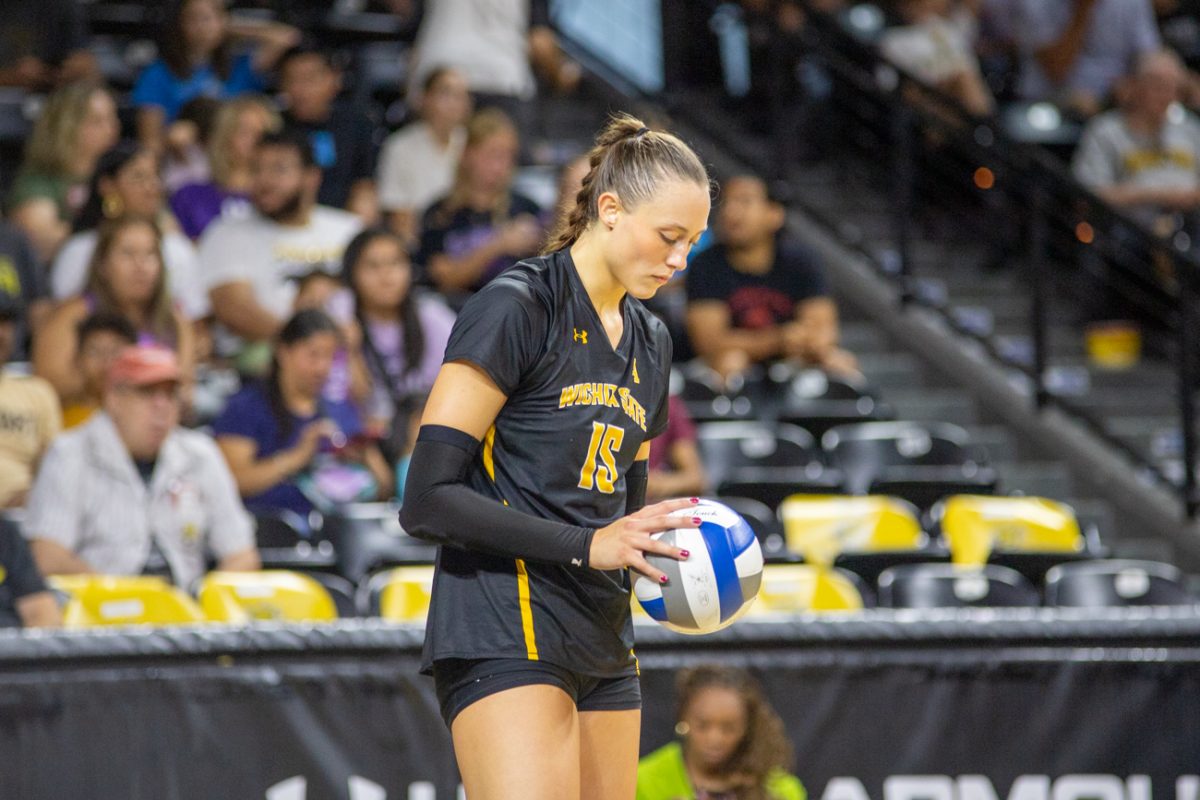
[432,658,642,727]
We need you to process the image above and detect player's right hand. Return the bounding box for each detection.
[589,497,700,583]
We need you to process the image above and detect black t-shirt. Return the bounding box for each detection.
[0,0,86,68]
[685,240,828,329]
[416,192,543,292]
[0,221,45,357]
[0,518,48,628]
[422,248,673,677]
[284,100,381,210]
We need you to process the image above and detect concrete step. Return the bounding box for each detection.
[999,461,1074,501]
[885,387,979,427]
[839,321,890,354]
[856,352,927,392]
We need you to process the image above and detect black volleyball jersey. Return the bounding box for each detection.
[421,248,672,676]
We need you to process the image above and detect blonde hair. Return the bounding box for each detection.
[434,107,519,227]
[207,95,281,186]
[544,113,710,253]
[23,82,114,177]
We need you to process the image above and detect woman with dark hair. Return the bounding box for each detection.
[637,665,805,800]
[417,107,545,303]
[34,215,194,404]
[50,143,207,320]
[339,228,455,458]
[132,0,298,153]
[212,308,391,517]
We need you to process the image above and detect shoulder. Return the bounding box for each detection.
[312,206,363,234]
[214,384,270,426]
[200,214,261,243]
[510,192,543,215]
[466,256,557,314]
[637,742,686,784]
[688,243,730,274]
[1082,110,1126,139]
[168,426,225,462]
[45,296,89,326]
[43,418,91,459]
[776,240,822,271]
[765,770,807,800]
[416,292,457,325]
[2,373,58,405]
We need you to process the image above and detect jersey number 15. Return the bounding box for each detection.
[578,422,625,494]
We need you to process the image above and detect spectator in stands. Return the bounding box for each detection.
[133,0,299,153]
[1012,0,1160,117]
[50,144,208,322]
[171,94,280,240]
[880,0,996,117]
[341,228,455,461]
[201,130,362,363]
[377,66,472,248]
[0,518,61,628]
[646,394,708,503]
[0,292,60,509]
[25,345,260,587]
[212,309,392,517]
[687,175,857,380]
[0,0,98,91]
[0,220,50,356]
[161,96,220,195]
[553,152,591,227]
[34,216,195,406]
[637,664,805,800]
[278,44,381,223]
[1073,49,1200,230]
[61,313,138,430]
[7,82,120,263]
[418,108,543,303]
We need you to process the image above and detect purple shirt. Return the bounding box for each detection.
[363,295,456,418]
[170,182,251,240]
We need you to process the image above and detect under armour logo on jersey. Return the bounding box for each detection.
[631,358,640,384]
[573,328,588,344]
[571,558,583,567]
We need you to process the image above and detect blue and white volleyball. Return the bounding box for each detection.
[634,499,763,634]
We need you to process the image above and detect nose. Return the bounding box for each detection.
[666,245,688,270]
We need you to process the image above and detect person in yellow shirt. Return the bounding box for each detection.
[637,664,806,800]
[0,293,60,508]
[60,313,138,429]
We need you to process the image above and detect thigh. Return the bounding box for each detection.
[452,683,582,800]
[579,707,642,800]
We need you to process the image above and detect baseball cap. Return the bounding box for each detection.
[107,345,181,388]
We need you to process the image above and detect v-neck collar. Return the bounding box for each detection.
[561,249,631,356]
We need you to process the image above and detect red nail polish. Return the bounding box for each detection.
[659,575,669,584]
[680,549,690,558]
[689,497,699,503]
[692,517,702,525]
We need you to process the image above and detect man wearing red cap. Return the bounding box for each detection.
[23,345,260,586]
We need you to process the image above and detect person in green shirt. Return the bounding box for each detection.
[637,665,806,800]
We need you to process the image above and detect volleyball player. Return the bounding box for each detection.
[399,114,712,800]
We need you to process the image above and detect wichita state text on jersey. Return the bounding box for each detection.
[419,248,672,677]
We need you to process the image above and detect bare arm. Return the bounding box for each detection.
[686,300,784,364]
[227,17,302,73]
[29,539,94,576]
[216,423,335,499]
[346,179,380,226]
[1096,185,1200,210]
[136,106,167,156]
[10,198,69,264]
[208,282,285,342]
[31,298,88,400]
[1034,0,1098,85]
[427,216,542,293]
[216,548,261,572]
[17,592,63,628]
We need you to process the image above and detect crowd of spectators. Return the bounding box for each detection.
[0,0,854,628]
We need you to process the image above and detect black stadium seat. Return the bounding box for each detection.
[322,503,436,583]
[714,495,787,559]
[697,421,842,509]
[748,365,891,436]
[822,421,997,510]
[1045,560,1195,608]
[877,563,1040,609]
[253,510,337,571]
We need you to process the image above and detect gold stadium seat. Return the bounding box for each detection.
[938,495,1085,567]
[198,571,338,622]
[360,566,435,621]
[50,575,207,628]
[778,494,925,566]
[750,564,865,613]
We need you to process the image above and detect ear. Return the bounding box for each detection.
[305,166,323,194]
[595,191,622,229]
[766,202,786,234]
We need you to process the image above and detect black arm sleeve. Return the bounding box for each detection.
[398,425,596,567]
[625,459,647,515]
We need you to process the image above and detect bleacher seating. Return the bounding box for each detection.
[877,563,1040,609]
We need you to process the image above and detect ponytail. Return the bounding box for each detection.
[544,113,710,253]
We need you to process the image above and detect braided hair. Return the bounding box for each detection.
[543,113,710,253]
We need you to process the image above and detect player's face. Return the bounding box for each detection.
[351,236,412,314]
[278,331,339,399]
[680,686,749,771]
[102,223,162,306]
[607,178,709,300]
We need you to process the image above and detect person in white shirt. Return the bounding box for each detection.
[377,66,471,248]
[201,129,361,359]
[24,345,259,588]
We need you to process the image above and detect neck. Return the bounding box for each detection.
[362,303,402,324]
[1125,107,1167,136]
[570,231,626,316]
[279,375,317,416]
[224,164,252,192]
[272,205,314,228]
[428,120,455,146]
[685,755,734,793]
[727,238,776,274]
[117,301,150,328]
[465,185,500,210]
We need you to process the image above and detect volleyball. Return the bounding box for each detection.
[634,499,764,634]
